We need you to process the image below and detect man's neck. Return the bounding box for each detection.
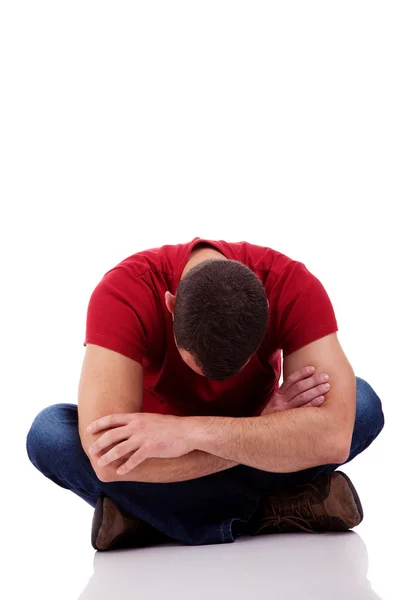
[181,247,228,279]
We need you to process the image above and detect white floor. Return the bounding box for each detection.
[9,420,398,600]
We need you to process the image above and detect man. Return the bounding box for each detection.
[26,237,384,550]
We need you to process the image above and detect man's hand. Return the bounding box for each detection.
[87,413,196,476]
[261,366,330,415]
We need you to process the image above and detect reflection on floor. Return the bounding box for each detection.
[78,532,381,600]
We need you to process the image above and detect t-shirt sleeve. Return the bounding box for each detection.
[84,267,156,364]
[271,262,338,357]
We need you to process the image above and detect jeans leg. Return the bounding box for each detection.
[26,403,104,506]
[26,404,260,546]
[344,376,385,461]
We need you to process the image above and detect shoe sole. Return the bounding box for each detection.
[91,496,105,551]
[336,471,364,523]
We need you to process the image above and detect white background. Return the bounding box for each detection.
[1,2,399,599]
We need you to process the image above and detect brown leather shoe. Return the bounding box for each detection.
[91,496,170,551]
[249,471,363,535]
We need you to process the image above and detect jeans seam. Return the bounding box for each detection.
[220,519,233,543]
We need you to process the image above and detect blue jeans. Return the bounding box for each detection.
[26,376,384,546]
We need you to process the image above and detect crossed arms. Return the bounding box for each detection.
[78,334,356,484]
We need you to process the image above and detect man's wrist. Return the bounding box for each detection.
[186,415,235,454]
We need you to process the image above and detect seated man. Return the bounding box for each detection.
[26,237,384,550]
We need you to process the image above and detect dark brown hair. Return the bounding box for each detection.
[174,259,268,380]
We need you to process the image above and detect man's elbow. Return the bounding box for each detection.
[78,428,116,483]
[94,466,116,483]
[88,455,119,483]
[321,399,355,465]
[324,434,352,465]
[91,453,140,483]
[87,449,120,483]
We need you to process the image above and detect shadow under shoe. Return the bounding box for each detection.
[91,496,171,551]
[249,471,363,535]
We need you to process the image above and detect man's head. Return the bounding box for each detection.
[165,259,268,380]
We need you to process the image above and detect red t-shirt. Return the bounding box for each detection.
[84,238,338,417]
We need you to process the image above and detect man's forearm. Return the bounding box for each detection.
[189,406,348,473]
[102,450,238,483]
[93,390,350,482]
[105,407,338,483]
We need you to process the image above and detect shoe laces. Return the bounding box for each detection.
[255,497,320,534]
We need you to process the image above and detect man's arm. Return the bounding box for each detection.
[78,344,145,480]
[78,344,237,482]
[82,333,354,482]
[88,334,353,481]
[189,333,356,472]
[107,452,238,483]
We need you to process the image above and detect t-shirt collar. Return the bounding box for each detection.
[173,237,231,293]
